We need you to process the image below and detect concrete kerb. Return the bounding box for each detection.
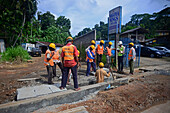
[0,77,131,113]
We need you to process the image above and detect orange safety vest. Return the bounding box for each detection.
[52,50,60,62]
[44,50,54,66]
[86,50,94,62]
[106,47,112,56]
[128,47,136,60]
[92,49,95,55]
[97,44,103,54]
[62,45,74,61]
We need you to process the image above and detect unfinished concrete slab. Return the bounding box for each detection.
[17,83,67,100]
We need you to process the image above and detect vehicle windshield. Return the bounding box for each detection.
[148,47,158,51]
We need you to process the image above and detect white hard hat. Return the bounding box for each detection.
[118,41,123,45]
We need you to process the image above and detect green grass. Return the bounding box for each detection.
[0,46,31,62]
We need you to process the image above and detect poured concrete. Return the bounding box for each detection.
[17,83,66,100]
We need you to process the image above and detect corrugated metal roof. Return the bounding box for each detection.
[121,27,148,35]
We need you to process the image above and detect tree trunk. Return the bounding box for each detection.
[13,12,26,47]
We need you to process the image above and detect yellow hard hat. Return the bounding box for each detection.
[78,50,80,57]
[100,40,104,44]
[66,36,73,41]
[129,42,134,46]
[91,40,95,44]
[90,45,95,50]
[49,43,56,49]
[99,62,104,68]
[109,42,112,45]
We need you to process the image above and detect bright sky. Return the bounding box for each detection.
[37,0,170,36]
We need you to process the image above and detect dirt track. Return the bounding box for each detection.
[0,56,170,113]
[35,74,170,113]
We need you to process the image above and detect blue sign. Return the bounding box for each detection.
[109,6,122,34]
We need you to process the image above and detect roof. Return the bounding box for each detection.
[36,41,63,47]
[121,27,148,35]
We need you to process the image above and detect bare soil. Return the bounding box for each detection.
[0,55,46,104]
[52,74,170,113]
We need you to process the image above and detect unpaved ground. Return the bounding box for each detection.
[0,56,170,107]
[35,74,170,113]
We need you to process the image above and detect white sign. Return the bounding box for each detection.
[109,6,122,34]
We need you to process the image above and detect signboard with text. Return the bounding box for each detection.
[109,6,122,34]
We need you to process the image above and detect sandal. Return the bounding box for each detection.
[59,86,64,90]
[74,87,81,91]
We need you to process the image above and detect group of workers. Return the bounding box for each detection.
[44,36,136,91]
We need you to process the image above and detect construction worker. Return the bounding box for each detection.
[60,36,80,91]
[96,40,104,67]
[51,48,63,79]
[105,42,113,68]
[128,42,136,75]
[44,43,55,84]
[85,40,96,71]
[67,50,80,85]
[86,45,96,76]
[117,41,125,73]
[95,62,110,83]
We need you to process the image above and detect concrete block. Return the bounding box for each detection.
[58,106,88,113]
[17,87,36,100]
[34,85,52,96]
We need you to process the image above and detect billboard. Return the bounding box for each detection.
[108,6,122,34]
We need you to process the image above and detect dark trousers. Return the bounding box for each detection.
[129,59,134,74]
[86,62,96,76]
[97,54,102,67]
[61,65,78,88]
[53,62,63,77]
[118,56,124,71]
[46,65,53,84]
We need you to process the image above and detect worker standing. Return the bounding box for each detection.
[105,42,113,68]
[51,48,63,79]
[60,36,80,91]
[44,43,55,84]
[95,62,110,83]
[128,42,136,75]
[96,40,104,67]
[117,41,125,73]
[86,45,96,76]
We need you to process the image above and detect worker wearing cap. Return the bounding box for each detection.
[44,43,55,84]
[105,42,113,68]
[117,41,125,73]
[60,36,80,91]
[51,47,63,79]
[128,42,136,75]
[86,45,96,76]
[95,62,110,83]
[96,40,104,67]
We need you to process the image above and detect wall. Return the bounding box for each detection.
[73,30,96,48]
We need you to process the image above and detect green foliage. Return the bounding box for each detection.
[0,46,31,62]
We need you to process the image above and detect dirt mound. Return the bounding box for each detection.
[55,75,170,113]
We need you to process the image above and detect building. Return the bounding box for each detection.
[120,27,148,43]
[35,41,63,53]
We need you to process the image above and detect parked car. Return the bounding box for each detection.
[141,46,165,58]
[29,47,41,57]
[154,46,170,57]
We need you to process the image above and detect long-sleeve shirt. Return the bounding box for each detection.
[95,68,110,83]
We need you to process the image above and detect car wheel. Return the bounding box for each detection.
[150,54,155,58]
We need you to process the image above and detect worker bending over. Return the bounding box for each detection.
[86,45,96,76]
[44,43,55,84]
[60,36,80,91]
[95,62,110,83]
[128,42,136,75]
[96,40,104,67]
